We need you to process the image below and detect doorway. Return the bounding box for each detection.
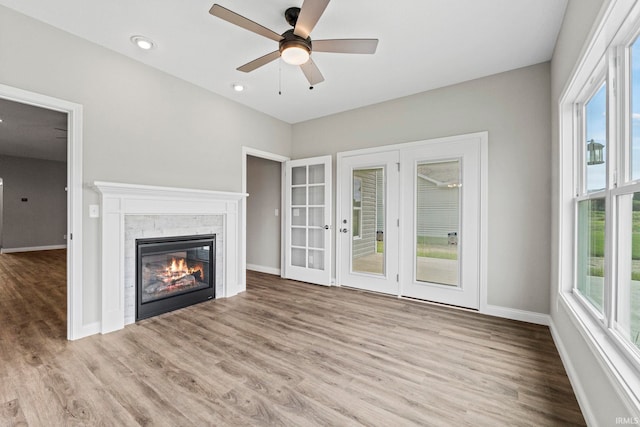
[246,155,283,275]
[0,177,3,249]
[337,133,487,309]
[242,147,289,286]
[0,83,83,340]
[0,98,68,340]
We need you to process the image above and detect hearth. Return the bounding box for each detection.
[136,234,215,320]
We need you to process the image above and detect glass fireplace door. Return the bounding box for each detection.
[136,235,215,320]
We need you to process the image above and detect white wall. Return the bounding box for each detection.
[0,6,292,326]
[292,62,552,315]
[0,155,66,250]
[246,155,282,272]
[549,0,632,424]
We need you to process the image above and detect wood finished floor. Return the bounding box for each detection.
[0,250,585,426]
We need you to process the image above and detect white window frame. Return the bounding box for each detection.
[558,0,640,414]
[573,69,609,322]
[352,176,363,240]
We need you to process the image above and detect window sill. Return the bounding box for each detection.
[559,292,640,416]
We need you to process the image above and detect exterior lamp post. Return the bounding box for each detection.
[587,139,605,165]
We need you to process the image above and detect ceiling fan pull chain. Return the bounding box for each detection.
[278,59,282,95]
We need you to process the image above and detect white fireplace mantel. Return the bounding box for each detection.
[93,181,247,334]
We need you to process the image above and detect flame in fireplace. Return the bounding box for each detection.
[165,257,204,279]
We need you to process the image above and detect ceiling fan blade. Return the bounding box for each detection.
[313,39,379,54]
[237,50,281,72]
[300,58,325,85]
[294,0,330,39]
[210,4,283,42]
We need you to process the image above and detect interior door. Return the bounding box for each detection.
[338,151,399,294]
[283,155,332,285]
[400,138,481,309]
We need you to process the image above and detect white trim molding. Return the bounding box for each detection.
[0,83,83,341]
[241,146,290,282]
[246,264,282,276]
[1,244,67,253]
[93,181,247,335]
[548,317,598,426]
[482,304,550,326]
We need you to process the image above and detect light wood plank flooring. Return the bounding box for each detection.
[0,250,585,426]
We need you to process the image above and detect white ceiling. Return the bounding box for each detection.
[0,98,67,162]
[0,0,567,125]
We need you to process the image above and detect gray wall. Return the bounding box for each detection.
[550,0,629,424]
[292,62,552,314]
[0,155,67,250]
[0,5,292,325]
[246,156,282,272]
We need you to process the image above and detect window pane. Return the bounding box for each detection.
[308,207,323,227]
[309,185,324,205]
[352,208,361,238]
[617,192,640,350]
[352,174,362,239]
[292,187,306,205]
[308,164,325,184]
[351,168,385,275]
[292,166,306,185]
[585,84,607,192]
[415,160,460,286]
[631,38,640,181]
[577,198,605,312]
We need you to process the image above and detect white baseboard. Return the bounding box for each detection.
[548,318,597,426]
[246,263,281,276]
[481,303,550,326]
[1,244,67,254]
[70,321,101,341]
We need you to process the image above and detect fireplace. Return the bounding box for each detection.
[136,234,215,321]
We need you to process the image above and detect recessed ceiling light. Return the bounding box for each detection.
[0,118,3,123]
[130,35,155,50]
[232,83,245,92]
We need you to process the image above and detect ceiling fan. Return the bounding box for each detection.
[209,0,379,86]
[54,127,67,139]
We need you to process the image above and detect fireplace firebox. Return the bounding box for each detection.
[136,234,215,321]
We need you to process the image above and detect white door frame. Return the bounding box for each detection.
[241,146,290,281]
[336,132,488,309]
[0,83,83,340]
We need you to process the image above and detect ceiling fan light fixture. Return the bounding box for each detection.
[281,45,310,66]
[130,35,155,51]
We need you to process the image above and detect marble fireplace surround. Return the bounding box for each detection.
[94,182,246,334]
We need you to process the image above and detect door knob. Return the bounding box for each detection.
[324,225,330,230]
[340,228,349,233]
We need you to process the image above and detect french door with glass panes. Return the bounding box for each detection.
[400,137,482,309]
[337,133,484,309]
[284,155,332,285]
[338,151,400,294]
